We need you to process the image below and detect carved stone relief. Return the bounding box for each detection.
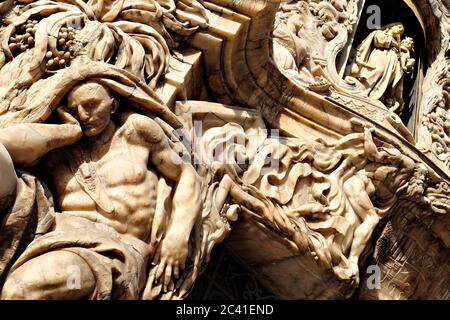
[0,0,449,301]
[346,23,416,113]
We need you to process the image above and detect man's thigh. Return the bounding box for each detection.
[1,250,96,299]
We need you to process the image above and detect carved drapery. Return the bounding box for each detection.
[0,0,449,300]
[183,0,450,299]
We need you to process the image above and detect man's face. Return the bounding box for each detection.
[67,82,114,137]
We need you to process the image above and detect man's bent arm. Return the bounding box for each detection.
[151,141,202,243]
[0,122,82,166]
[131,114,202,243]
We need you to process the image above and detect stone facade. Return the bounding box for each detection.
[0,0,449,300]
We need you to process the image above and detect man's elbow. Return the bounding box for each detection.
[0,143,18,214]
[6,147,42,167]
[181,163,200,183]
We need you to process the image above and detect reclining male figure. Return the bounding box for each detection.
[0,81,201,299]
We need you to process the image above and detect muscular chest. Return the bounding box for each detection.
[95,149,150,186]
[52,136,151,196]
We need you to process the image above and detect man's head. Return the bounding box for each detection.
[67,81,117,137]
[406,163,428,200]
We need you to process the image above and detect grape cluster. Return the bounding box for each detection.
[45,26,78,70]
[8,19,38,55]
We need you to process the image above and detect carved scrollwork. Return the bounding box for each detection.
[416,8,450,171]
[271,0,358,92]
[0,0,449,302]
[181,101,448,295]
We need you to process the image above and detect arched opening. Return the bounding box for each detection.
[340,0,426,132]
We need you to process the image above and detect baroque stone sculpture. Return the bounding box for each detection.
[0,0,449,300]
[347,23,415,113]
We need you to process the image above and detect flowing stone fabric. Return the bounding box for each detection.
[0,0,228,300]
[0,0,207,127]
[0,173,54,280]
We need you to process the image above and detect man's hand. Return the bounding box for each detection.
[57,107,80,126]
[152,234,189,292]
[43,107,82,152]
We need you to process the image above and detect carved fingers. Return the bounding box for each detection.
[47,107,83,147]
[333,261,360,286]
[57,107,80,127]
[152,236,188,292]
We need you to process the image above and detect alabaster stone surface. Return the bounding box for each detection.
[0,0,449,300]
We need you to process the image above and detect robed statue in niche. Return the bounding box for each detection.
[347,23,415,113]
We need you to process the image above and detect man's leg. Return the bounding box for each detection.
[1,250,96,299]
[342,175,379,283]
[218,174,294,236]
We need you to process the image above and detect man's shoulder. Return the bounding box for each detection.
[123,112,160,129]
[120,112,164,142]
[122,111,152,126]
